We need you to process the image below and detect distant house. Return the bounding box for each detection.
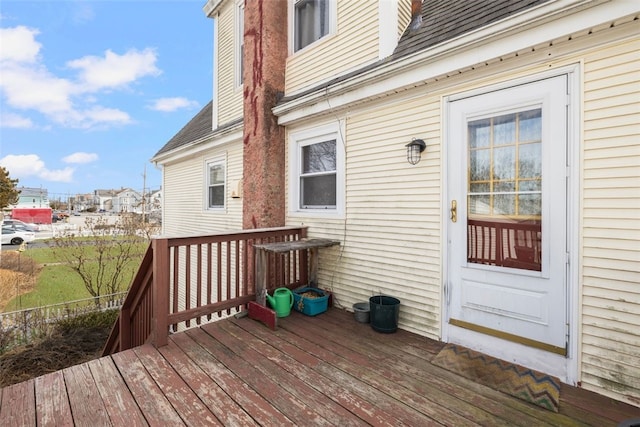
[12,186,49,209]
[147,188,162,212]
[113,188,142,213]
[152,0,640,407]
[93,189,118,211]
[69,193,94,212]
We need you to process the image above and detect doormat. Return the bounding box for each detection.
[432,343,561,412]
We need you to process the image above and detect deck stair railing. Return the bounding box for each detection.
[103,226,308,355]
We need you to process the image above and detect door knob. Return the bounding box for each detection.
[450,200,457,223]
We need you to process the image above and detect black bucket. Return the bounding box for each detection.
[369,295,400,333]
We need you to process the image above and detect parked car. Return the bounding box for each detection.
[1,226,36,245]
[2,219,38,232]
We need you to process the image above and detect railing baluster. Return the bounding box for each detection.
[207,243,212,321]
[217,242,222,317]
[235,240,240,311]
[196,244,202,325]
[172,246,179,330]
[226,240,231,315]
[185,245,191,327]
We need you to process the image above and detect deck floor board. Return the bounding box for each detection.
[1,307,638,426]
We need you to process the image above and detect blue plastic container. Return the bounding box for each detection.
[293,287,329,316]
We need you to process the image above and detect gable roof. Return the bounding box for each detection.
[392,0,551,60]
[153,101,214,158]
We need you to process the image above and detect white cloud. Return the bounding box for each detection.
[68,48,161,92]
[149,97,200,112]
[0,26,41,64]
[1,63,74,113]
[0,26,160,129]
[0,112,33,128]
[63,152,98,164]
[38,167,74,182]
[0,154,75,183]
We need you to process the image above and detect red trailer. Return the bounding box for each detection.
[10,208,53,225]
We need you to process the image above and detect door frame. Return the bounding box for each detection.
[441,65,580,384]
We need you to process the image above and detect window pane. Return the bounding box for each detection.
[468,119,490,148]
[295,0,329,51]
[469,194,490,215]
[518,194,541,216]
[519,109,541,142]
[301,174,336,207]
[518,142,541,179]
[303,140,336,173]
[209,164,224,185]
[494,181,515,193]
[466,108,543,272]
[493,146,515,180]
[209,186,224,208]
[519,180,541,191]
[494,194,515,215]
[494,113,516,145]
[470,149,490,181]
[469,182,489,193]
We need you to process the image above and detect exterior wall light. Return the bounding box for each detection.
[406,138,426,165]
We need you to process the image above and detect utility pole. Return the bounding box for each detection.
[142,165,147,223]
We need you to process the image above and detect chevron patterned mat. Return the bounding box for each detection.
[432,343,561,412]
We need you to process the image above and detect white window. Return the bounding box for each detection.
[290,123,344,215]
[235,0,244,88]
[206,159,226,209]
[292,0,335,52]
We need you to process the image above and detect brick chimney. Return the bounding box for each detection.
[242,0,288,229]
[410,0,423,31]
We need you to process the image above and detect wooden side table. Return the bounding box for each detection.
[248,238,340,329]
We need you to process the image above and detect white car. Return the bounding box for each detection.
[1,226,36,245]
[3,219,38,232]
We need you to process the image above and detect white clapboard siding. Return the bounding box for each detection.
[397,0,412,37]
[287,93,442,338]
[286,0,379,94]
[216,1,243,125]
[163,141,243,237]
[581,36,640,403]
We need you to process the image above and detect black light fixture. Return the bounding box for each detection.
[406,138,426,165]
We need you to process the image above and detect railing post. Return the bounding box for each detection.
[299,227,309,285]
[152,238,170,348]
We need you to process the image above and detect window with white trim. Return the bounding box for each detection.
[206,159,226,209]
[235,0,244,87]
[293,0,335,52]
[290,123,344,213]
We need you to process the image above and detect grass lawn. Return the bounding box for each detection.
[3,242,147,311]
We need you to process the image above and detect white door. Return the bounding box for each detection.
[447,76,568,356]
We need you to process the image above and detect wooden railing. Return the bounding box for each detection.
[467,219,541,271]
[103,226,308,355]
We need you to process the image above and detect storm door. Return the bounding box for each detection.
[447,76,568,354]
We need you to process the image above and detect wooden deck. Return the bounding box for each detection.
[1,308,638,426]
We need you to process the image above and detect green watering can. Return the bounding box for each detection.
[266,287,294,317]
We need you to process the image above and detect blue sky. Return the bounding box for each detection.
[0,0,213,201]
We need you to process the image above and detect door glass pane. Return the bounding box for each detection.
[470,149,490,181]
[467,109,542,271]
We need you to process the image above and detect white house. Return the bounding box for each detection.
[152,0,640,407]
